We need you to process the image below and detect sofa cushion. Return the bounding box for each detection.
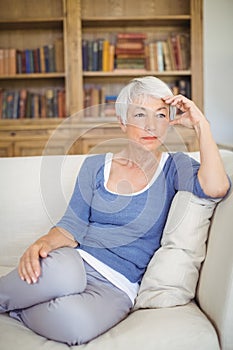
[0,155,86,267]
[135,191,218,309]
[0,303,220,350]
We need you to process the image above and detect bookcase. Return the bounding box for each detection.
[0,0,202,156]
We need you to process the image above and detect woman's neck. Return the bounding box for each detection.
[113,143,162,173]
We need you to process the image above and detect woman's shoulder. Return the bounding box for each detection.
[83,153,107,167]
[165,151,200,169]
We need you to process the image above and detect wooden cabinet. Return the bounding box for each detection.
[0,0,203,156]
[0,119,198,156]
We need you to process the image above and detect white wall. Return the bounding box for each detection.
[203,0,233,147]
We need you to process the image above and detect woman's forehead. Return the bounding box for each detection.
[129,96,168,111]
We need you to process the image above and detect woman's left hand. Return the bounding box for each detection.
[162,95,206,129]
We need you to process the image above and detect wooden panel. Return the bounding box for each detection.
[0,28,63,50]
[191,0,203,110]
[13,138,73,157]
[0,0,64,19]
[82,0,190,18]
[0,141,14,157]
[65,0,83,115]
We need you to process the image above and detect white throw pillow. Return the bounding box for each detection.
[134,191,218,309]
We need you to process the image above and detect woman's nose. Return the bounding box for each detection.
[144,115,156,131]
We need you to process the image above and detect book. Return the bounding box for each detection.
[92,40,99,71]
[3,49,9,75]
[43,46,50,73]
[148,42,158,71]
[0,49,4,75]
[48,45,56,72]
[9,48,16,75]
[162,41,172,71]
[156,41,165,72]
[45,89,54,117]
[25,49,31,73]
[19,89,27,118]
[0,89,3,118]
[33,48,40,73]
[40,46,46,73]
[116,40,144,50]
[58,89,66,118]
[82,39,89,71]
[12,90,20,118]
[102,40,110,72]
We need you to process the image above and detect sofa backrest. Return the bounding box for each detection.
[197,172,233,350]
[0,155,86,266]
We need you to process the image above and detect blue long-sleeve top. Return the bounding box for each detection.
[56,152,212,284]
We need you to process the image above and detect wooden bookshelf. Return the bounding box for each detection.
[0,0,203,156]
[0,0,80,117]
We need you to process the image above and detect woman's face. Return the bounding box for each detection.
[121,96,170,151]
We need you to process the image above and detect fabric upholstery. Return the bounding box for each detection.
[135,191,217,309]
[0,150,233,350]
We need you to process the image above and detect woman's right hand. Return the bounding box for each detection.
[18,237,53,284]
[18,226,78,284]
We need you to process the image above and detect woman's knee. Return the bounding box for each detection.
[20,296,94,346]
[40,247,86,294]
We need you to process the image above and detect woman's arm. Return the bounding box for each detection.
[18,157,97,284]
[18,227,78,285]
[163,95,230,197]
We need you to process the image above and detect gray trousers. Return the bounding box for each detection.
[0,247,132,345]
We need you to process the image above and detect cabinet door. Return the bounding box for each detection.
[0,141,14,157]
[14,138,83,157]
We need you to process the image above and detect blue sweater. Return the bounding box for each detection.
[57,152,210,283]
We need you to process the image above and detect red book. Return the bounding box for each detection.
[115,48,145,55]
[33,49,40,73]
[0,89,3,118]
[19,89,27,118]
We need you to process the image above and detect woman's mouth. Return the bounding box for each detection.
[141,136,157,141]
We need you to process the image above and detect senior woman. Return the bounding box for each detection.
[0,76,230,345]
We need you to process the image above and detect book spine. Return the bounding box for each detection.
[102,40,110,72]
[82,39,89,71]
[43,46,50,73]
[156,41,165,72]
[0,49,4,76]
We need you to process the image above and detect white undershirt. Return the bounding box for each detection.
[78,152,168,305]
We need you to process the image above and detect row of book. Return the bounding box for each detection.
[0,38,64,76]
[83,79,191,117]
[0,88,66,119]
[82,32,190,72]
[84,84,120,117]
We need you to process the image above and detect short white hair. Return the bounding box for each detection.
[115,76,176,124]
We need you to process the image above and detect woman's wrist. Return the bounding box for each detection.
[48,227,78,249]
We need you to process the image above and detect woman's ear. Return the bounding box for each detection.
[117,116,127,133]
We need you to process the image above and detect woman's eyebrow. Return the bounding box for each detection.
[133,106,168,112]
[156,107,168,112]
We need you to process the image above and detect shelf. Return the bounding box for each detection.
[0,18,64,30]
[0,73,66,80]
[83,70,191,78]
[82,15,191,28]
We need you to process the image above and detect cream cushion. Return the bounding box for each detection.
[135,191,218,309]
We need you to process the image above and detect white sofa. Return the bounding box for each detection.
[0,150,233,350]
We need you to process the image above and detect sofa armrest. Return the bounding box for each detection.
[197,181,233,350]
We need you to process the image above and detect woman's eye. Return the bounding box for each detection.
[156,113,166,119]
[135,113,145,118]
